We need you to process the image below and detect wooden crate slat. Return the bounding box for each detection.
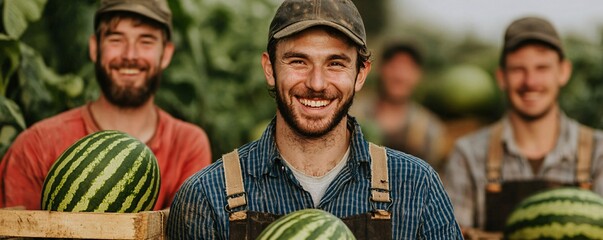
[0,209,167,239]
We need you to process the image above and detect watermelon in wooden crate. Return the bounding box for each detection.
[41,130,160,213]
[504,187,603,240]
[257,209,356,240]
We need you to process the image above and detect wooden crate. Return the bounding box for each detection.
[0,208,168,239]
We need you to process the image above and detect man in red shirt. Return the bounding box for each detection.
[0,0,212,210]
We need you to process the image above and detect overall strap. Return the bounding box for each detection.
[369,143,392,220]
[486,122,504,193]
[223,149,247,221]
[576,125,594,190]
[486,122,595,191]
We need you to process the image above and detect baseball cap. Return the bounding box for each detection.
[95,0,173,39]
[268,0,366,47]
[503,16,563,55]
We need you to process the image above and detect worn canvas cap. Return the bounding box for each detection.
[503,16,563,54]
[95,0,172,39]
[268,0,366,47]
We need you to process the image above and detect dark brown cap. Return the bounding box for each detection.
[268,0,366,47]
[503,16,563,54]
[95,0,172,39]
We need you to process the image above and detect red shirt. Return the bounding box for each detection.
[0,104,211,210]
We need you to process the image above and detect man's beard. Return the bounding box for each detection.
[275,79,355,139]
[95,59,161,108]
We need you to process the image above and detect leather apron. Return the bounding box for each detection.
[483,123,594,232]
[222,143,393,240]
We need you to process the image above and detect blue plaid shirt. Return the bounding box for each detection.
[167,117,462,239]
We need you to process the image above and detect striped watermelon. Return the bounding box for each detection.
[41,130,160,213]
[504,187,603,240]
[257,209,356,240]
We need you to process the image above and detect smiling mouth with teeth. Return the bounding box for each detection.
[299,98,331,108]
[118,68,142,75]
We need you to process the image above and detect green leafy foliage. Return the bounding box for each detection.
[0,39,19,95]
[15,43,86,124]
[561,35,603,128]
[0,95,25,157]
[0,0,86,158]
[21,0,95,74]
[160,0,277,158]
[0,0,47,157]
[2,0,46,39]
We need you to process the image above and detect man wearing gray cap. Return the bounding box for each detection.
[0,0,211,210]
[444,16,603,234]
[167,0,461,239]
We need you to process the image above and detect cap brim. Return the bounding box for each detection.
[96,3,168,29]
[273,20,365,47]
[505,32,562,52]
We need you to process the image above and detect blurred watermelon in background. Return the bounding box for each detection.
[421,64,502,119]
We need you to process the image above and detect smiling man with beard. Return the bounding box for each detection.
[167,0,462,239]
[443,17,603,236]
[0,0,211,211]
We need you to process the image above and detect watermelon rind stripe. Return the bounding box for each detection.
[104,146,158,212]
[121,148,152,212]
[259,212,301,238]
[53,132,122,210]
[141,148,160,211]
[259,210,321,239]
[57,135,130,211]
[514,194,603,211]
[134,151,160,211]
[282,217,328,239]
[46,132,123,210]
[64,135,129,211]
[58,135,130,212]
[506,214,603,234]
[41,134,90,206]
[41,131,112,207]
[91,141,142,212]
[113,147,148,212]
[507,222,603,239]
[85,141,141,212]
[306,219,340,240]
[48,133,113,211]
[148,157,161,210]
[506,200,603,225]
[259,209,354,239]
[517,188,603,207]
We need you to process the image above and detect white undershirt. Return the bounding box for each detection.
[282,147,350,207]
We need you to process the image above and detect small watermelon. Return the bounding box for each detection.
[257,209,356,240]
[504,187,603,240]
[41,130,160,213]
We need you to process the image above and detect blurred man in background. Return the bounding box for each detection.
[444,16,603,234]
[352,42,449,172]
[0,0,211,210]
